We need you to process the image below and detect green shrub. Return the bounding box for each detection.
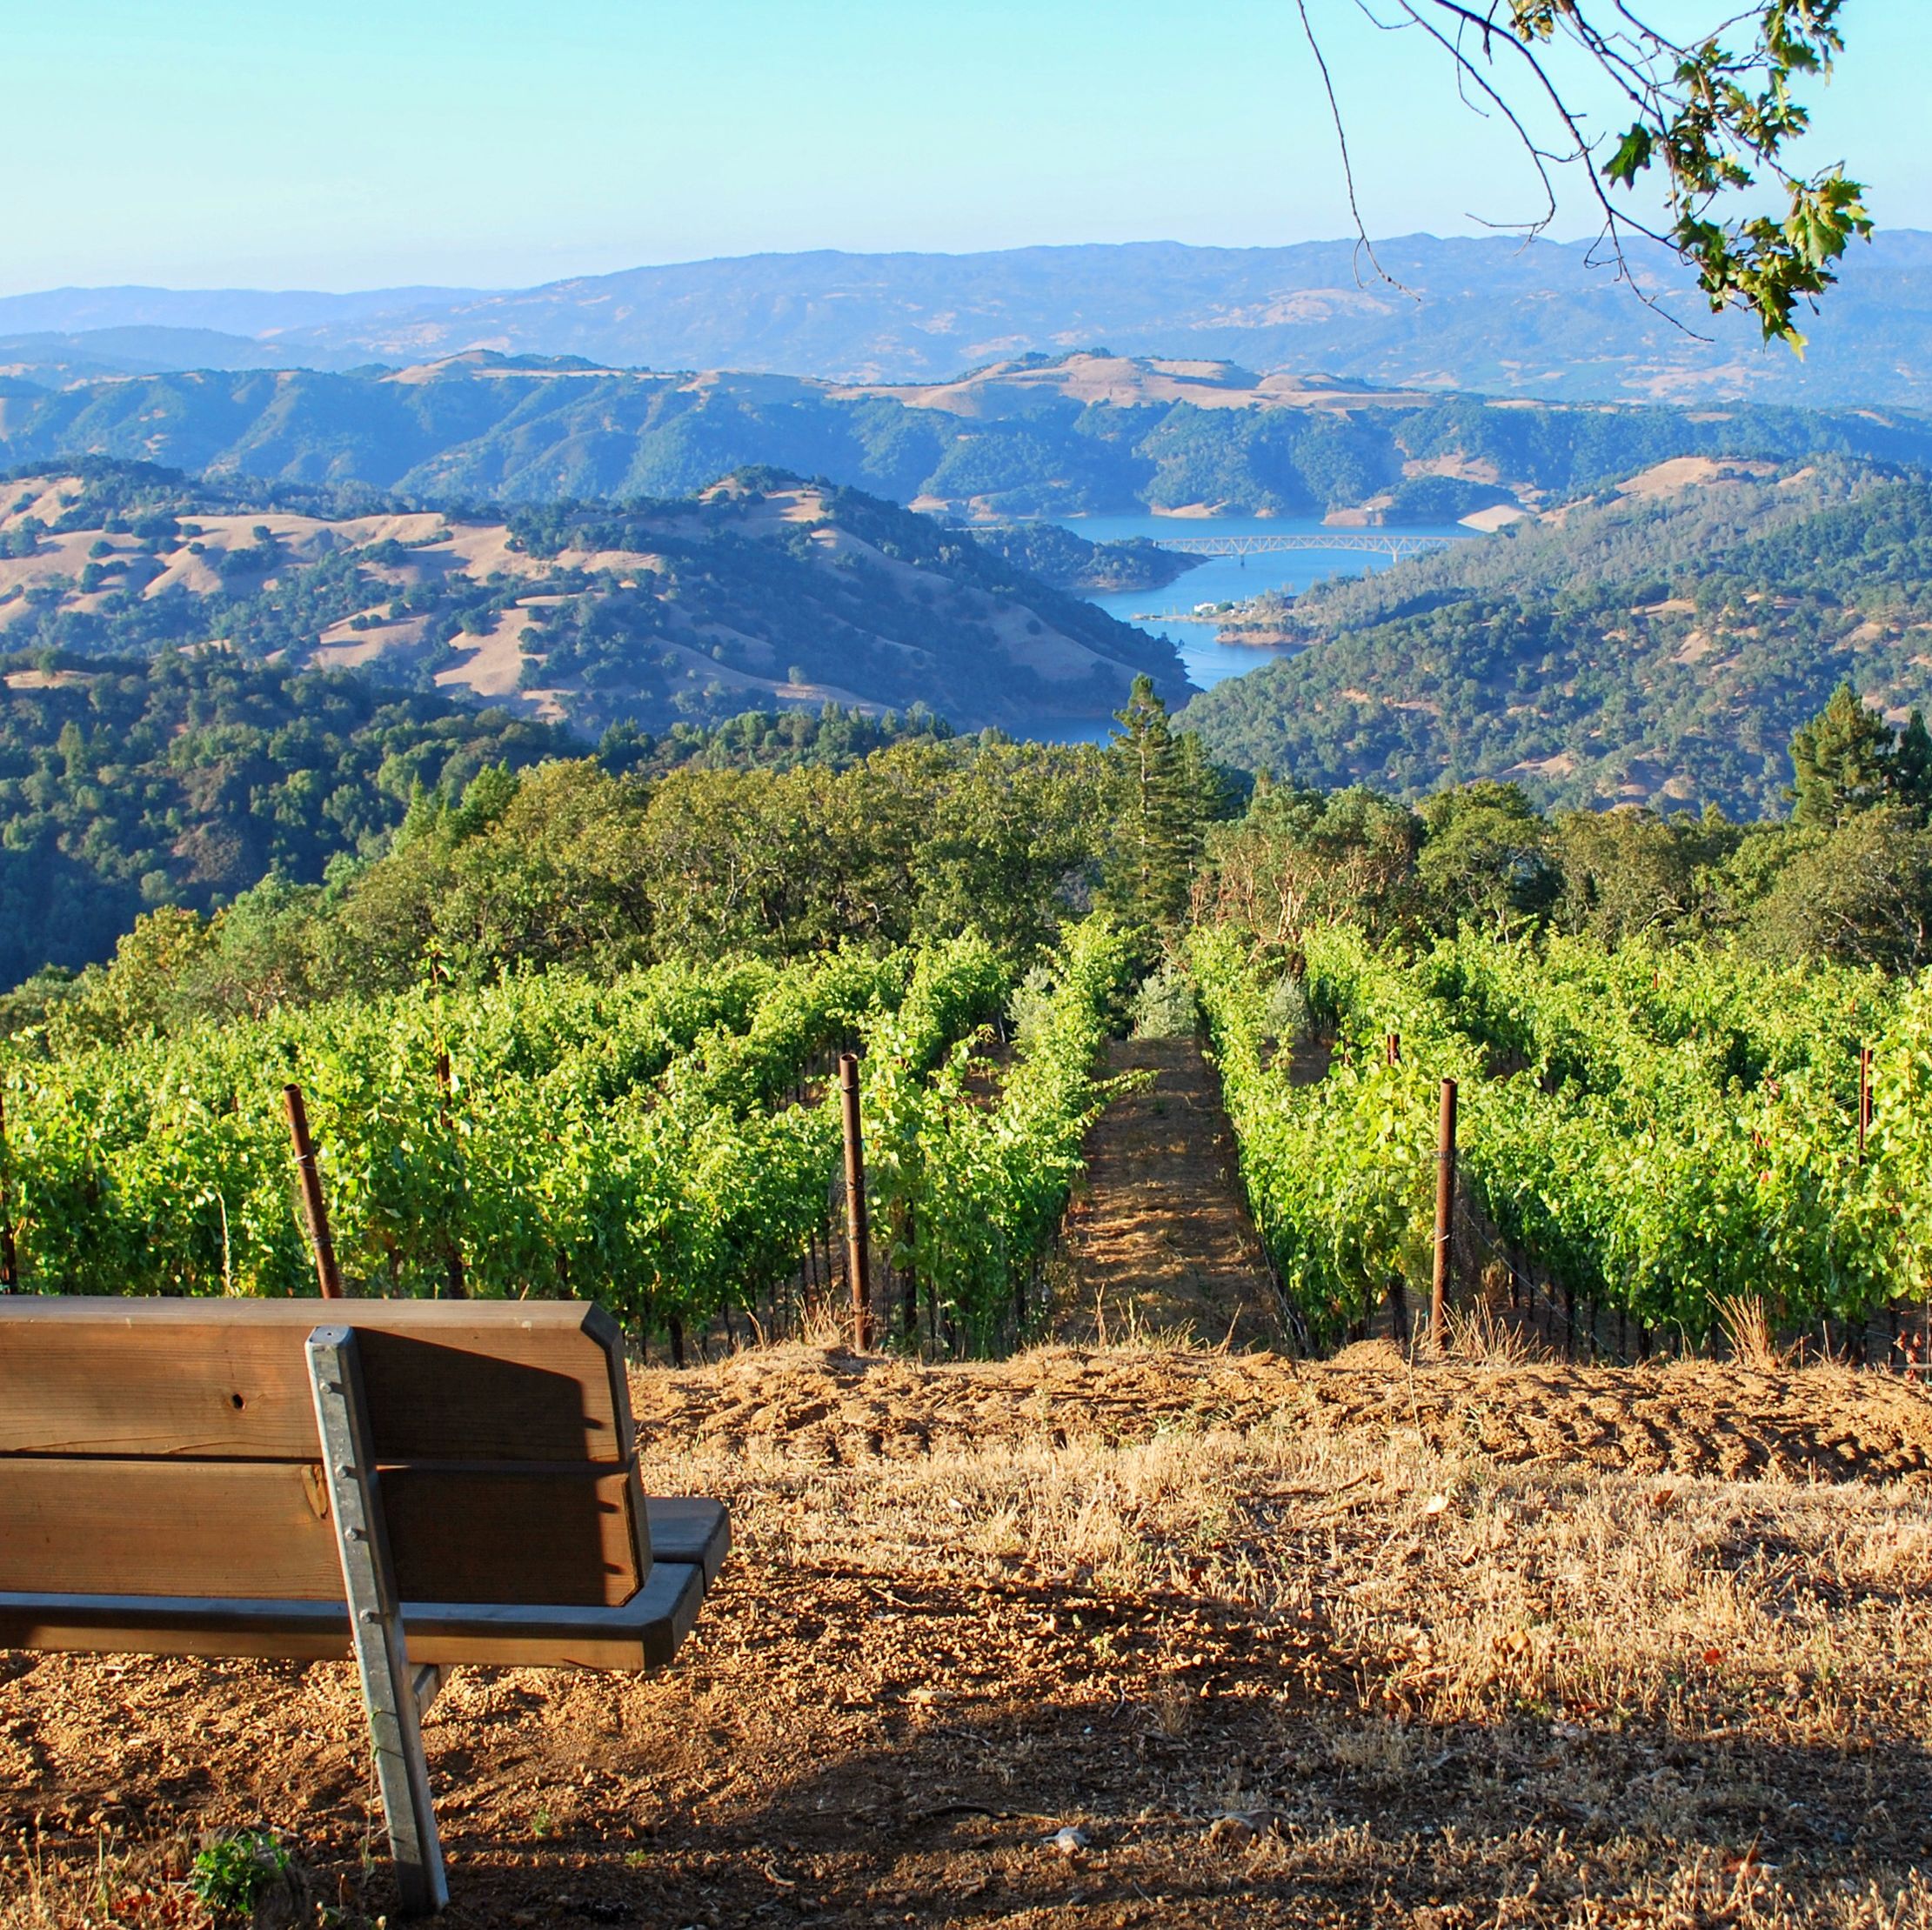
[188,1831,291,1918]
[1129,960,1197,1038]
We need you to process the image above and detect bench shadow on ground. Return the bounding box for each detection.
[8,1562,1927,1928]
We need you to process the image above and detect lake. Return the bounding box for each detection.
[1054,511,1474,691]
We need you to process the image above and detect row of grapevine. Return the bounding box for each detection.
[1193,922,1932,1345]
[1407,931,1917,1333]
[860,917,1135,1352]
[1192,925,1455,1342]
[0,912,1133,1356]
[536,946,916,1337]
[1412,934,1893,1115]
[0,950,898,1311]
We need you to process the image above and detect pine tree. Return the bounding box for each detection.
[1102,676,1198,928]
[1895,710,1932,820]
[1789,684,1900,827]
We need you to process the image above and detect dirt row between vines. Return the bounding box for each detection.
[1053,1036,1282,1352]
[11,1344,1932,1929]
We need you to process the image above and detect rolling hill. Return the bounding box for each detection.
[4,350,1932,522]
[1179,459,1932,817]
[0,460,1187,739]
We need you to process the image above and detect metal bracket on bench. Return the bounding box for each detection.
[411,1663,445,1722]
[308,1326,449,1917]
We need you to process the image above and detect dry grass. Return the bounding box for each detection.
[1446,1298,1549,1366]
[1720,1294,1796,1373]
[656,1386,1932,1743]
[9,1344,1932,1927]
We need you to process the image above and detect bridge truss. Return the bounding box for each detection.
[1152,531,1460,562]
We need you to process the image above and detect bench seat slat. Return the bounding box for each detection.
[639,1496,730,1583]
[0,1559,706,1672]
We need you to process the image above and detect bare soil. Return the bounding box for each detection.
[631,1343,1932,1485]
[11,1346,1932,1928]
[1057,1039,1280,1350]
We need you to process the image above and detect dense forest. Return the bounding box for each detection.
[8,673,1928,1039]
[0,651,565,991]
[1182,464,1932,817]
[7,351,1932,517]
[0,642,953,992]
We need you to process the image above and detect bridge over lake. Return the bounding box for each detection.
[1153,531,1460,561]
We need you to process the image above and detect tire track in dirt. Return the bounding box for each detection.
[1054,1036,1282,1349]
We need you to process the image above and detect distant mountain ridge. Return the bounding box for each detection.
[5,351,1932,522]
[0,326,379,380]
[7,234,1932,404]
[0,283,478,337]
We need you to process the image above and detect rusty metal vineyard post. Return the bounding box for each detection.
[1432,1078,1457,1352]
[283,1083,343,1299]
[839,1052,872,1350]
[435,1050,467,1299]
[0,1088,16,1292]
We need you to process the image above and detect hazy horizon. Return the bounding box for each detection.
[0,227,1841,305]
[5,0,1928,297]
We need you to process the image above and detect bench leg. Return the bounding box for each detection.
[308,1326,449,1916]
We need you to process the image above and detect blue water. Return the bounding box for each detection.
[1055,511,1474,692]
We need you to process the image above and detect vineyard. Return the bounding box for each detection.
[10,885,1932,1359]
[1193,922,1932,1353]
[0,919,1132,1355]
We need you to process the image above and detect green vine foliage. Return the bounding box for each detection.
[0,932,1098,1354]
[892,917,1136,1350]
[1194,921,1928,1343]
[1192,925,1443,1344]
[0,952,900,1326]
[815,918,1135,1352]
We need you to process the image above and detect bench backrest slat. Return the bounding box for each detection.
[0,1299,629,1463]
[0,1299,650,1610]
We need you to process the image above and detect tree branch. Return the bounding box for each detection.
[1295,0,1417,300]
[1296,1,1873,347]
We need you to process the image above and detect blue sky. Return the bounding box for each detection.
[3,0,1926,294]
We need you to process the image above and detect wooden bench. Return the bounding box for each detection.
[0,1297,728,1916]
